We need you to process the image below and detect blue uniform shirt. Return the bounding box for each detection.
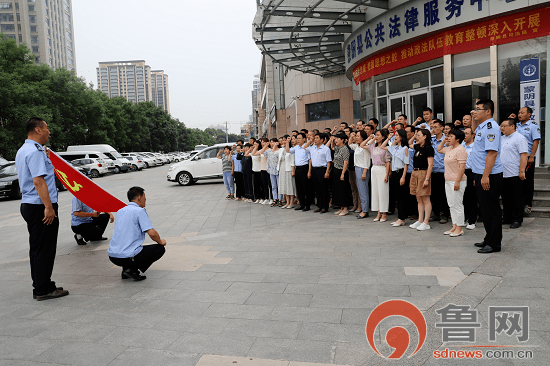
[289,144,310,166]
[307,144,332,167]
[461,141,475,170]
[501,131,528,178]
[108,202,154,258]
[71,197,93,226]
[516,120,541,154]
[470,118,503,175]
[15,139,58,204]
[231,154,242,172]
[431,134,445,173]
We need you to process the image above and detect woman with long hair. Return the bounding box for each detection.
[381,129,410,227]
[257,138,283,207]
[363,128,391,222]
[248,140,265,204]
[217,146,234,200]
[408,129,434,231]
[279,137,296,209]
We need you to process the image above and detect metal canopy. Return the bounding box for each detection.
[253,0,386,77]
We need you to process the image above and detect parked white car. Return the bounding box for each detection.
[137,152,159,167]
[121,153,147,171]
[70,158,109,177]
[167,143,233,186]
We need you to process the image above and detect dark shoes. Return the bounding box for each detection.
[302,206,310,212]
[121,269,146,281]
[90,237,108,241]
[74,234,87,245]
[35,288,69,301]
[474,242,486,248]
[314,208,322,213]
[510,221,522,229]
[439,216,448,224]
[478,245,501,253]
[295,206,305,211]
[320,209,328,214]
[357,213,369,219]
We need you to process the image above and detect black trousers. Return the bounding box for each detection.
[475,173,503,250]
[243,172,254,200]
[20,203,59,296]
[252,171,265,200]
[502,176,524,224]
[295,165,313,208]
[261,170,271,200]
[391,169,408,220]
[312,167,330,210]
[523,157,536,207]
[388,171,397,214]
[109,244,166,273]
[71,213,110,241]
[431,172,450,217]
[234,172,245,198]
[464,169,478,225]
[405,172,418,217]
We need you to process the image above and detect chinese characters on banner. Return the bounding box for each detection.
[352,7,550,85]
[520,57,540,125]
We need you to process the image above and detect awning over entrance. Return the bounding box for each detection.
[253,0,388,77]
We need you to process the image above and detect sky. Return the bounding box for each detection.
[72,0,261,134]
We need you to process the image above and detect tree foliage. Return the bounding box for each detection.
[0,34,221,160]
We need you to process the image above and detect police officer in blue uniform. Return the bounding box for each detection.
[470,100,504,254]
[16,117,69,300]
[510,107,541,214]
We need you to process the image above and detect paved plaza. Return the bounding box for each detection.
[1,166,549,365]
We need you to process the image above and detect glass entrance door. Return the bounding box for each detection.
[451,82,490,122]
[389,94,406,123]
[409,90,429,123]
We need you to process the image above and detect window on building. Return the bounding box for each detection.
[306,100,341,122]
[0,13,14,21]
[49,58,52,65]
[44,0,48,7]
[18,24,21,31]
[1,24,15,32]
[32,46,39,53]
[5,34,16,40]
[0,2,13,9]
[452,49,490,82]
[30,25,38,32]
[28,4,36,11]
[65,31,71,40]
[29,15,37,23]
[388,70,429,94]
[31,35,39,43]
[35,56,40,63]
[18,34,22,43]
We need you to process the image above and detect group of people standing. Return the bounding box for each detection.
[222,99,541,255]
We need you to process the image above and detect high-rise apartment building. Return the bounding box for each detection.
[0,0,76,71]
[150,70,170,114]
[96,60,170,114]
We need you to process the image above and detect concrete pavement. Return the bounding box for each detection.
[0,166,548,365]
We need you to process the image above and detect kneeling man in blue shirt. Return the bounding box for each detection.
[108,186,166,281]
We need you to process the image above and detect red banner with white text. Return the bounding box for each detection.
[353,6,550,85]
[50,151,127,213]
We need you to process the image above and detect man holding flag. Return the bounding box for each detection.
[16,117,69,301]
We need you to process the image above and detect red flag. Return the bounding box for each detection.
[49,151,127,212]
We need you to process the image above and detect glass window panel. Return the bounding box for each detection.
[0,24,15,32]
[378,97,387,126]
[377,81,386,96]
[431,66,444,85]
[452,49,490,82]
[431,86,445,120]
[29,15,37,23]
[388,71,429,94]
[0,3,13,9]
[306,100,341,122]
[0,13,14,21]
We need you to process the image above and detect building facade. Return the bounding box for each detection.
[253,0,550,164]
[0,0,76,71]
[96,61,170,114]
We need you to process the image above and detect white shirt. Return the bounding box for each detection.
[349,143,371,169]
[501,131,528,178]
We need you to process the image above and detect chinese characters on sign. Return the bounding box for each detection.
[352,7,549,84]
[435,304,529,343]
[520,58,540,124]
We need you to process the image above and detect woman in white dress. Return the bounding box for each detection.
[279,137,296,208]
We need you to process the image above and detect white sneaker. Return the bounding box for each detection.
[409,221,421,229]
[466,224,476,230]
[417,223,431,231]
[254,199,260,204]
[269,199,273,205]
[262,199,269,205]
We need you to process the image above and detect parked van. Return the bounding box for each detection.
[67,144,131,173]
[57,151,116,173]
